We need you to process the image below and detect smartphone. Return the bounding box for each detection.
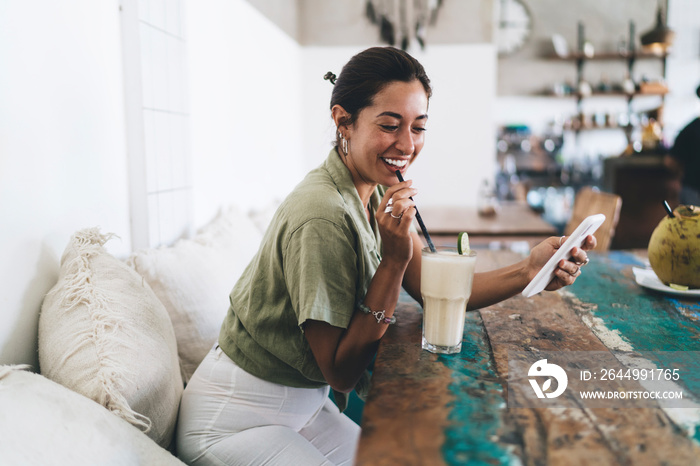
[522,213,605,298]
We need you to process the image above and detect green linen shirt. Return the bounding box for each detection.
[219,149,383,396]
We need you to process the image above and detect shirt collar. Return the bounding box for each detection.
[324,148,382,243]
[324,148,381,212]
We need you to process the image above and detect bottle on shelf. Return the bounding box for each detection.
[641,114,663,152]
[477,179,499,217]
[621,72,636,94]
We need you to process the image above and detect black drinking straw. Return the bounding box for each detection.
[395,170,436,253]
[663,200,675,218]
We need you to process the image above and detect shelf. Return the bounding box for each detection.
[541,90,668,98]
[546,51,669,61]
[564,125,632,132]
[541,45,668,128]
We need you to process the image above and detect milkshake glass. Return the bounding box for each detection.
[420,246,476,354]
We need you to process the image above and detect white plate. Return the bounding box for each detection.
[632,267,700,297]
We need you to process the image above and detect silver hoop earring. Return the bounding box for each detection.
[339,133,348,156]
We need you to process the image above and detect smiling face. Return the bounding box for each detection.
[334,79,429,200]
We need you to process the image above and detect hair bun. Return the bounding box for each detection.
[323,72,337,85]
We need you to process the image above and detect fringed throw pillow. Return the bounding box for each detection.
[38,228,183,448]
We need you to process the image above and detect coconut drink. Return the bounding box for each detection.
[647,205,700,289]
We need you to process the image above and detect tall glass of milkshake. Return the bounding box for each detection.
[420,246,476,354]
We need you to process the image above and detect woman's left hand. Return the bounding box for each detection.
[527,235,597,291]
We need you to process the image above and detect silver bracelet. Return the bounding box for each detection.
[358,301,396,325]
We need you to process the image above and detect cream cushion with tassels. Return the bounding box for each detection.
[38,228,183,449]
[0,365,185,465]
[128,206,263,383]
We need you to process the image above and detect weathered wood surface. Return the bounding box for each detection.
[481,289,700,465]
[357,249,700,466]
[355,296,453,466]
[357,250,522,465]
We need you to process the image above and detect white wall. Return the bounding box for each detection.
[0,1,131,366]
[0,0,306,367]
[410,45,498,207]
[301,44,498,207]
[185,0,304,227]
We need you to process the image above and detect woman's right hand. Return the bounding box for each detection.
[377,180,418,266]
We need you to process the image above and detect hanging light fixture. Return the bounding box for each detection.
[640,0,675,53]
[365,0,443,50]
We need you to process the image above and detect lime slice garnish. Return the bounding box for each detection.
[669,283,689,291]
[457,231,470,255]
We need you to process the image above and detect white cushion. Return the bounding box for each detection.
[128,206,263,383]
[249,199,281,234]
[38,228,183,448]
[0,366,185,466]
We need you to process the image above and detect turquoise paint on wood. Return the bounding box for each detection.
[570,250,700,353]
[438,312,515,466]
[395,291,514,463]
[569,250,700,443]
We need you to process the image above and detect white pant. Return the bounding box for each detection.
[176,345,360,466]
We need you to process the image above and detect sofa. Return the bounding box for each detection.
[0,205,273,465]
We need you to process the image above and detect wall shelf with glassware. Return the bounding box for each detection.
[543,21,669,143]
[544,52,669,108]
[543,88,669,99]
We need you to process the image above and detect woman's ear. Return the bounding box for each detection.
[331,104,351,132]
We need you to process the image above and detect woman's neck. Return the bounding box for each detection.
[355,184,375,211]
[337,148,377,212]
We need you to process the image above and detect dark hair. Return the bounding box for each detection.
[326,47,432,131]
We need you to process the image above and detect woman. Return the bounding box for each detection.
[177,46,595,466]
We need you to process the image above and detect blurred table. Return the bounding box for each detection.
[356,249,700,465]
[418,202,558,249]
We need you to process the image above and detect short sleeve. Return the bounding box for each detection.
[284,219,358,330]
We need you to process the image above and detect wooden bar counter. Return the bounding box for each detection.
[356,249,700,466]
